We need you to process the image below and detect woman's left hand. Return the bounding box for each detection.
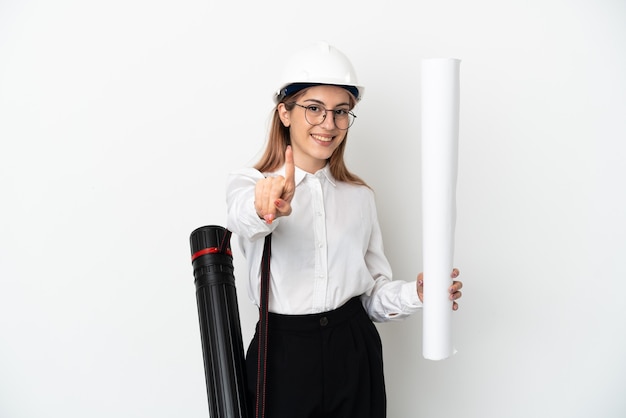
[417,268,463,311]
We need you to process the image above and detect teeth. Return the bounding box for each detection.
[312,134,332,142]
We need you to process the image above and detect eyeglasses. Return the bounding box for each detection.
[291,103,357,130]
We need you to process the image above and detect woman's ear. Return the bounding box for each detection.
[277,103,291,127]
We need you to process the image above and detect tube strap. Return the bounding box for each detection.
[256,233,272,418]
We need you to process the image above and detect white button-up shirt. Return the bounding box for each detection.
[226,164,422,322]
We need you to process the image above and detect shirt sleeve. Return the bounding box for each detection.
[359,193,423,322]
[361,278,422,322]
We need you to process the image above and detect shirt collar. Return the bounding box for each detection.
[272,163,337,187]
[314,164,336,187]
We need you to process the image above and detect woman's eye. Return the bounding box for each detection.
[307,105,321,113]
[334,109,349,116]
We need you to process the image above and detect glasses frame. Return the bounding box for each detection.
[291,102,357,130]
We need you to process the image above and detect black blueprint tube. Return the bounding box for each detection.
[190,225,249,418]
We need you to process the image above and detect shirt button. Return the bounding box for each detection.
[320,316,328,326]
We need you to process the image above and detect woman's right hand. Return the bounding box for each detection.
[255,145,296,224]
[417,268,463,311]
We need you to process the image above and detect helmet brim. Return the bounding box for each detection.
[274,82,363,104]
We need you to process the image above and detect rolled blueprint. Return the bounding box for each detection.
[421,58,460,361]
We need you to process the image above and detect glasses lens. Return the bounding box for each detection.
[303,106,324,126]
[333,109,354,130]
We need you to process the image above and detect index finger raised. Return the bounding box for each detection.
[284,145,295,186]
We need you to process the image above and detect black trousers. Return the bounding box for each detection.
[245,297,386,418]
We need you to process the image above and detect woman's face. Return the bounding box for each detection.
[278,85,352,173]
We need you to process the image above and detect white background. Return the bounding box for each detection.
[1,1,625,417]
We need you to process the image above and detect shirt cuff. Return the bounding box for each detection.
[402,280,423,310]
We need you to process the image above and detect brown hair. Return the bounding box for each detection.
[254,88,368,187]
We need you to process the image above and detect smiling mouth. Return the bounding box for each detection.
[311,134,334,142]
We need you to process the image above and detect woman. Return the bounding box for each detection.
[226,42,463,418]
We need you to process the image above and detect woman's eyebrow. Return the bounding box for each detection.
[301,98,351,107]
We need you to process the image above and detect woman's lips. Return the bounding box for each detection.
[311,134,333,143]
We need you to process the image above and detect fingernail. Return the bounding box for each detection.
[274,200,282,208]
[264,214,274,224]
[418,280,423,286]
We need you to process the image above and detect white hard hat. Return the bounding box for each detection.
[274,41,365,103]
